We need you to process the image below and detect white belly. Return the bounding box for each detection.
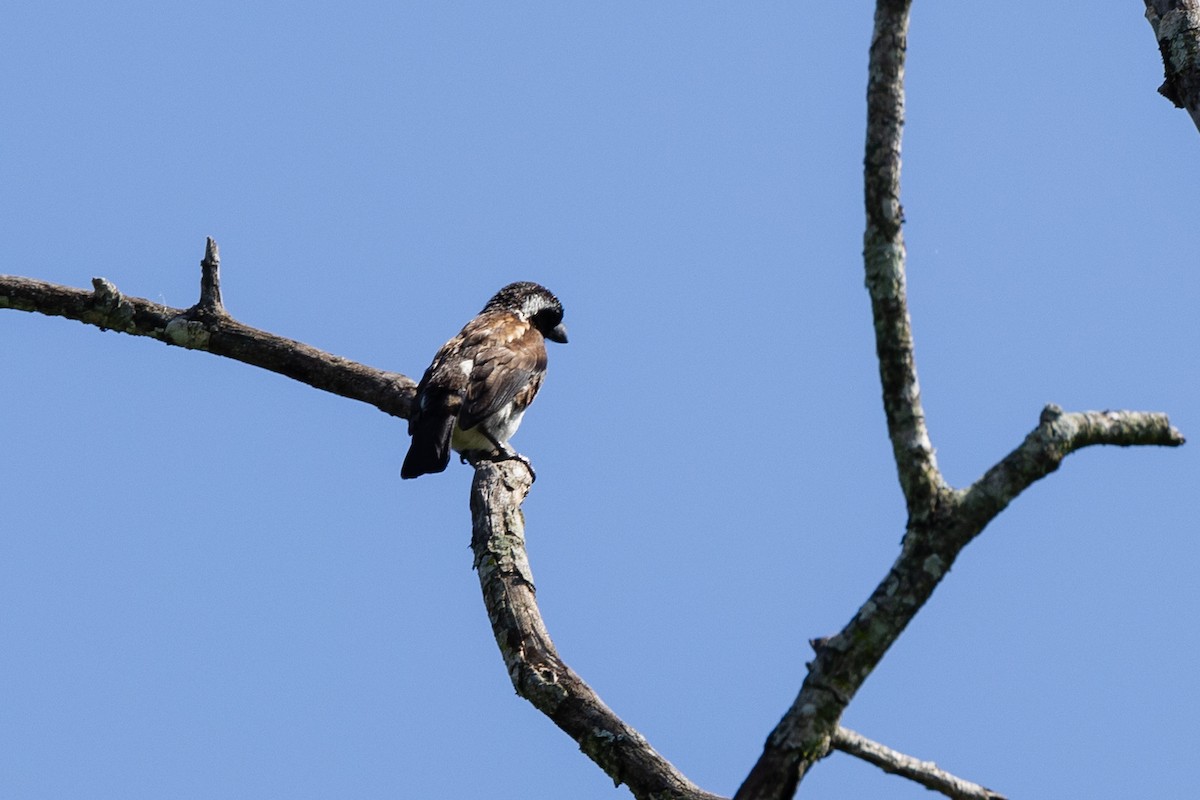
[451,406,526,453]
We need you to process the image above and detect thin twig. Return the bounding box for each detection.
[833,728,1007,800]
[197,235,226,316]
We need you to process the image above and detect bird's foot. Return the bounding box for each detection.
[489,447,536,482]
[507,452,536,483]
[460,448,536,482]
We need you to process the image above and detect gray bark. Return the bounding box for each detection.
[1145,0,1200,132]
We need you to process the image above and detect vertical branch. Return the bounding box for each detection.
[862,0,944,518]
[736,4,921,799]
[197,236,226,316]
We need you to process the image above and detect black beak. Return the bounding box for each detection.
[547,323,568,344]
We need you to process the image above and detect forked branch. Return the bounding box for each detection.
[732,2,1184,798]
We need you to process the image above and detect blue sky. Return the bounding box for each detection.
[2,3,1196,798]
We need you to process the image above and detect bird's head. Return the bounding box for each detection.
[484,281,568,344]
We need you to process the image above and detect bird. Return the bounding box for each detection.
[401,281,567,479]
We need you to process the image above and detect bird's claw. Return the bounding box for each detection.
[509,452,536,483]
[463,448,536,482]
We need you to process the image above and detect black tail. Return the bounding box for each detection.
[401,413,455,479]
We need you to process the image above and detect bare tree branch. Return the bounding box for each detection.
[732,3,1186,798]
[734,402,1183,800]
[832,728,1006,800]
[0,250,415,419]
[861,0,945,519]
[736,409,1181,800]
[735,4,923,796]
[470,460,724,800]
[960,405,1185,524]
[1144,0,1200,132]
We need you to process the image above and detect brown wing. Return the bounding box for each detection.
[406,332,470,436]
[457,314,547,432]
[401,330,472,478]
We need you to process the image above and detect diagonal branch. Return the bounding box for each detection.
[470,460,723,800]
[0,244,415,419]
[959,404,1185,524]
[833,728,1006,800]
